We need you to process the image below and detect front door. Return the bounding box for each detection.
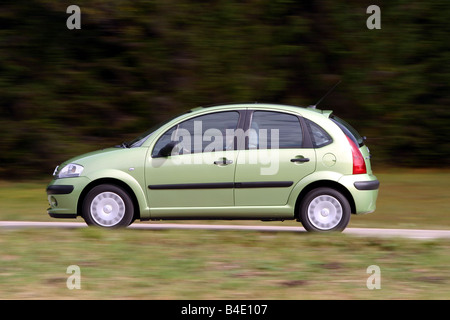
[146,110,242,217]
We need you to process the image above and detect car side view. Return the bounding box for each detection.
[46,103,379,232]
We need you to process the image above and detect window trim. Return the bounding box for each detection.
[150,109,336,157]
[330,115,364,147]
[303,118,333,148]
[244,110,308,150]
[151,110,244,157]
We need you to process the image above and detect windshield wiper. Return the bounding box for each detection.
[115,141,130,148]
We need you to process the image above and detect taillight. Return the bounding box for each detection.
[346,135,367,174]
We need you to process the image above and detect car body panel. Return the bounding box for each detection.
[48,147,151,219]
[147,150,239,210]
[234,148,316,206]
[47,176,90,216]
[338,173,378,214]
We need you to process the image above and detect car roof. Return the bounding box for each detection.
[189,103,333,119]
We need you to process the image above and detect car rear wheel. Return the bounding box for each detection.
[82,184,134,228]
[299,187,351,232]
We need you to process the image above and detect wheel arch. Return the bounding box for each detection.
[77,178,141,221]
[294,180,356,219]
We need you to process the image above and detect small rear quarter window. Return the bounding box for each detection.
[304,118,333,148]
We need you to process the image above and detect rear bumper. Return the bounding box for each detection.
[354,180,380,190]
[339,174,379,214]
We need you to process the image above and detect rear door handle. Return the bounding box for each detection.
[214,158,233,165]
[290,157,310,163]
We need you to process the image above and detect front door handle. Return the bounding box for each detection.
[214,158,233,165]
[290,157,310,163]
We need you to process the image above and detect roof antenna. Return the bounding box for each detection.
[308,80,342,109]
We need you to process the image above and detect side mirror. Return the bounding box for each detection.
[157,141,178,157]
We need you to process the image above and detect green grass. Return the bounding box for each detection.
[0,170,449,299]
[0,228,449,299]
[0,180,49,221]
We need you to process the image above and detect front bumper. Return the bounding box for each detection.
[46,176,90,219]
[47,185,74,195]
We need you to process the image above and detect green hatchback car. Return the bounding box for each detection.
[47,103,379,232]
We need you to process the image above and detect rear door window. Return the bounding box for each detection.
[249,111,303,149]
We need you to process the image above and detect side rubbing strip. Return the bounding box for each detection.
[234,181,293,188]
[148,181,293,190]
[148,182,234,190]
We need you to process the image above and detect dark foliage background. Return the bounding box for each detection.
[0,0,449,178]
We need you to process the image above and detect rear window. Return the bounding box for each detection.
[331,115,364,147]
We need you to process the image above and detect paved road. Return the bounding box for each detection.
[1,221,450,240]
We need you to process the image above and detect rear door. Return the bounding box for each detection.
[234,110,316,206]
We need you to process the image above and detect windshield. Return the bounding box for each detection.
[124,112,189,148]
[330,115,364,147]
[127,126,158,148]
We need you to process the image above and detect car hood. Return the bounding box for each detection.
[60,148,123,166]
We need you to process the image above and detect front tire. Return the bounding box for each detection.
[82,184,134,228]
[299,187,351,232]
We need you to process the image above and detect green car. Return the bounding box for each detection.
[47,103,379,232]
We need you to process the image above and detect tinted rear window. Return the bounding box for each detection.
[331,115,364,147]
[250,111,303,149]
[304,118,333,148]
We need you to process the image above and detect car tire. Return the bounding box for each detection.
[82,184,134,228]
[299,187,351,232]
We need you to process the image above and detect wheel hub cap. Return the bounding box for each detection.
[103,205,113,214]
[307,195,343,230]
[90,192,125,227]
[320,208,330,217]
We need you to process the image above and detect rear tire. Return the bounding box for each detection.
[82,184,134,228]
[299,187,351,232]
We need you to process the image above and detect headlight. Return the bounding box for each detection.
[57,163,84,178]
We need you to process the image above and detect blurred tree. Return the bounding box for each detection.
[0,0,449,178]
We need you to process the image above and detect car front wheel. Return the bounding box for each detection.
[299,187,351,232]
[82,184,134,228]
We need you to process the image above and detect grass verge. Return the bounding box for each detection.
[0,228,449,299]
